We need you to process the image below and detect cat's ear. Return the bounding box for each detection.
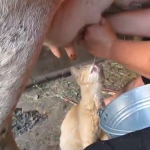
[70,66,80,79]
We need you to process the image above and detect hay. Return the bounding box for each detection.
[22,60,138,105]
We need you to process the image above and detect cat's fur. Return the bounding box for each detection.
[60,63,108,150]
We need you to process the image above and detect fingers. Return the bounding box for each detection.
[49,45,61,58]
[64,44,76,60]
[80,17,111,43]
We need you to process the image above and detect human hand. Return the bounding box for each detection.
[81,17,117,59]
[46,0,150,60]
[45,0,114,60]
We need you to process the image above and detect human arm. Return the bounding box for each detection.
[47,1,150,59]
[46,0,114,59]
[110,40,150,78]
[81,18,150,79]
[106,8,150,37]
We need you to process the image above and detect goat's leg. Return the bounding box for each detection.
[0,114,19,149]
[0,0,63,149]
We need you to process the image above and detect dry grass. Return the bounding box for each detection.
[20,60,138,107]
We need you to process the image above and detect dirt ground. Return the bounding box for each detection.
[15,60,138,150]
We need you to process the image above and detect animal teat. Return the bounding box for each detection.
[70,63,104,86]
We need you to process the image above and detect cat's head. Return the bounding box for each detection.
[70,63,104,86]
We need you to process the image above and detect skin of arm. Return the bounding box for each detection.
[109,40,150,78]
[106,8,150,78]
[82,16,150,79]
[106,8,150,37]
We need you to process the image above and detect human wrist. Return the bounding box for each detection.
[107,38,119,59]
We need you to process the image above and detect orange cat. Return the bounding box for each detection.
[60,63,108,150]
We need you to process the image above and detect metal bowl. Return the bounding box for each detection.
[98,84,150,139]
